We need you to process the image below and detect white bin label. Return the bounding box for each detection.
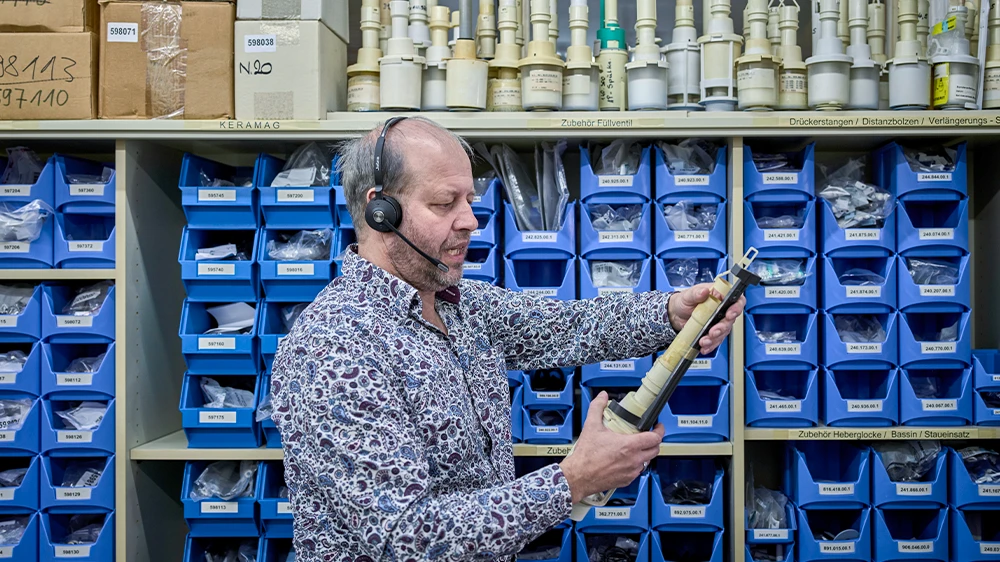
[762,173,798,184]
[521,232,557,243]
[56,488,93,500]
[677,416,712,427]
[202,501,239,513]
[766,400,802,412]
[981,544,1000,554]
[58,431,93,443]
[674,231,709,242]
[899,542,933,553]
[690,359,710,370]
[595,507,631,519]
[917,173,953,182]
[598,175,634,187]
[0,488,13,500]
[69,184,106,196]
[918,228,955,240]
[752,530,789,540]
[675,175,710,185]
[534,426,559,433]
[0,185,30,197]
[278,502,293,514]
[200,411,237,424]
[819,543,855,554]
[56,546,91,558]
[846,286,881,298]
[57,316,93,328]
[0,242,28,253]
[58,374,93,386]
[198,189,237,202]
[523,289,557,298]
[921,343,957,354]
[598,232,634,243]
[0,374,15,385]
[765,287,800,298]
[978,484,1000,496]
[818,483,854,495]
[245,34,278,52]
[847,343,882,354]
[463,263,482,271]
[199,338,236,350]
[0,433,13,442]
[919,285,955,296]
[765,344,801,355]
[845,229,880,240]
[922,399,957,411]
[597,287,634,296]
[600,360,635,371]
[197,263,235,276]
[69,242,103,253]
[277,189,315,202]
[535,392,561,400]
[278,263,315,276]
[669,506,706,518]
[107,22,139,42]
[847,400,883,412]
[896,483,932,495]
[0,316,16,327]
[764,230,800,241]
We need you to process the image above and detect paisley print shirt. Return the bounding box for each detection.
[270,246,677,562]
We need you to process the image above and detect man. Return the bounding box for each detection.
[270,117,743,562]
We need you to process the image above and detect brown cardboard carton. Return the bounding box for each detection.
[99,0,235,119]
[0,32,97,120]
[0,0,99,33]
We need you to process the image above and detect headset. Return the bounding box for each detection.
[364,116,450,273]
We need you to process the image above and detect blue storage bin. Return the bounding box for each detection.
[258,228,336,301]
[183,535,263,562]
[40,511,113,562]
[179,300,259,375]
[256,153,337,229]
[974,390,1000,426]
[580,258,652,299]
[744,143,816,199]
[41,398,115,455]
[472,177,502,214]
[574,472,650,533]
[522,369,575,410]
[974,350,1000,390]
[503,257,577,300]
[41,342,115,399]
[259,301,306,373]
[876,142,967,200]
[332,184,352,228]
[786,442,870,509]
[654,141,727,202]
[259,537,295,562]
[260,374,280,448]
[179,375,263,449]
[873,508,948,562]
[256,460,291,538]
[510,385,522,443]
[53,214,115,269]
[580,144,653,204]
[898,310,971,369]
[0,285,41,343]
[0,342,41,396]
[820,256,897,314]
[0,212,52,269]
[178,227,260,302]
[949,447,1000,510]
[503,202,576,259]
[897,254,970,312]
[332,227,355,276]
[821,313,899,370]
[744,198,817,256]
[898,368,972,426]
[0,455,39,513]
[508,370,522,387]
[746,501,797,544]
[0,155,55,207]
[520,405,573,444]
[747,544,796,562]
[0,398,39,455]
[0,511,37,560]
[581,355,653,387]
[745,368,820,427]
[872,448,946,509]
[949,508,1000,562]
[818,194,896,257]
[580,203,653,259]
[652,530,722,562]
[574,530,650,562]
[53,155,115,215]
[654,255,727,294]
[658,383,730,442]
[463,246,500,283]
[469,212,499,249]
[654,198,727,259]
[744,255,818,313]
[745,311,819,370]
[651,458,724,532]
[179,153,259,230]
[821,368,900,427]
[896,199,969,256]
[40,454,115,513]
[517,526,572,562]
[181,460,260,537]
[42,284,115,344]
[796,508,872,562]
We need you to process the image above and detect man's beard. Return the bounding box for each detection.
[385,230,464,292]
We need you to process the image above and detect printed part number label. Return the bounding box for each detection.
[199,338,236,350]
[107,22,139,42]
[594,507,631,519]
[278,502,292,514]
[57,316,94,328]
[55,546,91,558]
[198,189,236,202]
[199,411,237,424]
[201,501,239,513]
[56,488,92,500]
[277,189,315,202]
[277,263,315,276]
[245,34,277,52]
[197,263,235,276]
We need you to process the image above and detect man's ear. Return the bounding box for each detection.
[365,187,378,203]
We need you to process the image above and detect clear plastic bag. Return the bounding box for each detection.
[909,375,941,398]
[281,303,308,332]
[588,204,643,231]
[255,391,272,422]
[665,258,715,288]
[0,351,27,374]
[838,268,885,286]
[0,399,31,431]
[279,486,289,499]
[661,479,712,504]
[200,377,255,409]
[0,516,28,546]
[753,152,797,172]
[62,281,114,316]
[539,141,569,231]
[958,447,1000,484]
[817,168,894,229]
[663,201,718,231]
[902,146,957,173]
[271,143,333,187]
[590,261,642,288]
[266,230,332,261]
[189,460,259,501]
[0,284,34,315]
[0,199,54,243]
[63,514,104,544]
[199,170,252,188]
[491,144,542,231]
[586,536,640,562]
[937,321,959,342]
[529,410,566,426]
[747,485,790,529]
[873,441,942,482]
[657,139,720,174]
[518,544,562,561]
[61,459,105,488]
[204,303,256,335]
[834,315,887,343]
[1,147,44,185]
[527,369,568,392]
[66,353,106,374]
[196,243,249,262]
[906,258,959,285]
[474,169,496,196]
[0,467,27,488]
[56,401,107,431]
[66,167,114,185]
[751,259,809,286]
[755,210,805,229]
[758,331,797,343]
[592,140,643,175]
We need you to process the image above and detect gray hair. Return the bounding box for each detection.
[336,117,473,236]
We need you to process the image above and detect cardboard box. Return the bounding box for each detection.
[0,0,99,33]
[236,0,349,43]
[0,32,97,120]
[234,20,346,120]
[98,1,235,119]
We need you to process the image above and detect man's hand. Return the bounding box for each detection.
[559,391,665,504]
[668,283,745,354]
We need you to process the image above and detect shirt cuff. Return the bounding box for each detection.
[663,291,679,342]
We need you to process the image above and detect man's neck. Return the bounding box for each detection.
[357,242,446,332]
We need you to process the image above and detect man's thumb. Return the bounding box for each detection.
[585,391,609,430]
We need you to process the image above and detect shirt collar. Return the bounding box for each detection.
[341,245,461,319]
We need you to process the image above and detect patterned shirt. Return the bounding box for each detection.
[270,246,677,562]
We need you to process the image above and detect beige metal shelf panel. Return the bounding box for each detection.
[0,269,116,280]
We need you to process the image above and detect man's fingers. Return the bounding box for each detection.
[682,285,710,307]
[584,391,609,431]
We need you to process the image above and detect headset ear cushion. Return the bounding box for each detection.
[365,195,402,233]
